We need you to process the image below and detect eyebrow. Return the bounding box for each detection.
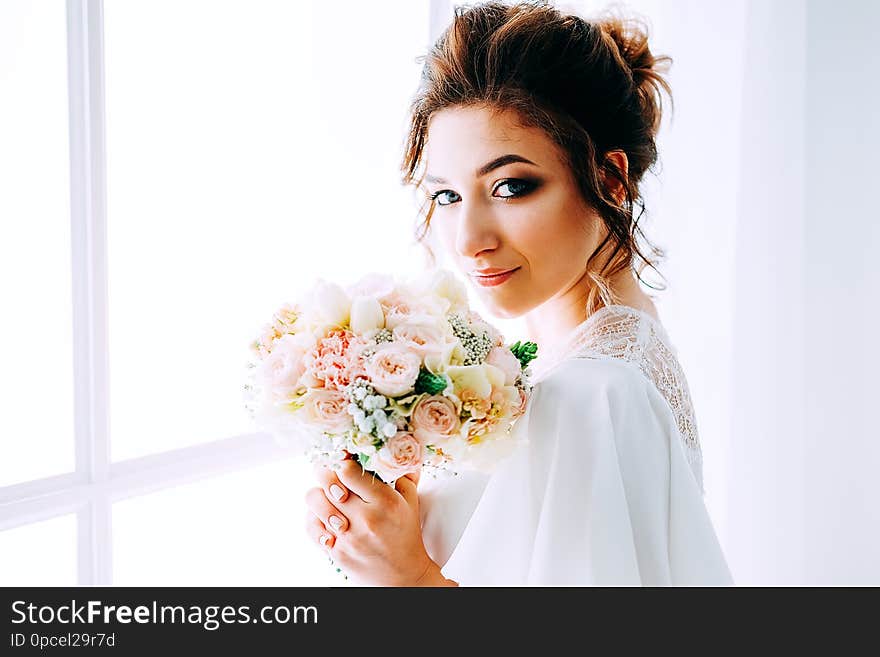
[425,153,538,185]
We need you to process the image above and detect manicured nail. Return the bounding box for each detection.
[319,534,332,547]
[328,515,343,531]
[329,484,345,501]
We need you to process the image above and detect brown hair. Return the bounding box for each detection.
[401,0,673,313]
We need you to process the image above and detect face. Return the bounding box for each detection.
[423,105,603,319]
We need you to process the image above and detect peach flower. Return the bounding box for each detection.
[301,389,354,433]
[371,431,423,482]
[485,346,521,386]
[411,395,461,444]
[364,343,421,397]
[392,323,447,360]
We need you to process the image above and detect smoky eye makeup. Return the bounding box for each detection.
[428,176,542,206]
[492,177,541,199]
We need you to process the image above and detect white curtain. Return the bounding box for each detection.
[432,0,880,584]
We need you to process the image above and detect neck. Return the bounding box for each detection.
[523,268,655,350]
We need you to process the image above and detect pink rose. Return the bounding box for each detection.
[371,431,423,482]
[485,346,521,386]
[301,389,354,433]
[364,343,421,397]
[392,323,446,360]
[411,395,461,444]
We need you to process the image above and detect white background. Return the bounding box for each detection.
[1,0,878,586]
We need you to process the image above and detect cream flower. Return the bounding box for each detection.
[296,279,351,333]
[350,295,385,334]
[346,272,396,299]
[446,363,505,399]
[413,269,470,315]
[255,332,316,400]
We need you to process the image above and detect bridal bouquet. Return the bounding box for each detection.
[244,269,537,483]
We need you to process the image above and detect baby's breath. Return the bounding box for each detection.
[448,313,493,365]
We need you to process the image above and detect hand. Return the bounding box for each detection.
[303,459,455,586]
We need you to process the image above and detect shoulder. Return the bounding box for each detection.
[534,355,650,404]
[522,356,677,495]
[529,355,677,444]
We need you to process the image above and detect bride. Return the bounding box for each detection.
[303,1,733,586]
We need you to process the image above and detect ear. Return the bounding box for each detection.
[601,150,629,205]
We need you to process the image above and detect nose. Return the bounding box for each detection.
[454,199,500,260]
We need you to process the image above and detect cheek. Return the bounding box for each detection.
[515,195,595,266]
[433,219,456,252]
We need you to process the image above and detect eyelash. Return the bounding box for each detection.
[428,178,538,206]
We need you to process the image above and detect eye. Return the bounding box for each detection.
[492,178,537,199]
[429,190,461,206]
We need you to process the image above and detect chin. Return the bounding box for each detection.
[477,292,530,320]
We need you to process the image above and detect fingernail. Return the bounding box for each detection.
[329,484,345,501]
[319,533,332,547]
[328,515,343,531]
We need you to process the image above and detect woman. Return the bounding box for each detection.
[303,0,733,586]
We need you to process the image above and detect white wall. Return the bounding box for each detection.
[802,0,880,585]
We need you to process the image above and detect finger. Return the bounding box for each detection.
[314,465,357,505]
[395,472,419,508]
[304,487,350,534]
[334,459,392,504]
[404,467,421,487]
[304,512,335,550]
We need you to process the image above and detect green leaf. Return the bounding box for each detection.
[414,367,447,395]
[509,340,539,369]
[356,452,371,469]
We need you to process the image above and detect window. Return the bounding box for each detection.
[1,0,442,585]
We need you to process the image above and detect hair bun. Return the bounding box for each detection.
[596,13,672,135]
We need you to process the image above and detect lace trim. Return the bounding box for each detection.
[530,305,705,494]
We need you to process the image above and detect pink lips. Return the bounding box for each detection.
[470,267,520,287]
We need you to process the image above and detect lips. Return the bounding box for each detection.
[470,266,520,287]
[473,267,517,276]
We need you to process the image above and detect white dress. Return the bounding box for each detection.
[418,305,734,586]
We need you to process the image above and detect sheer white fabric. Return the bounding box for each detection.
[418,305,732,586]
[531,305,705,494]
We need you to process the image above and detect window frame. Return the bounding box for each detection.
[0,0,449,586]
